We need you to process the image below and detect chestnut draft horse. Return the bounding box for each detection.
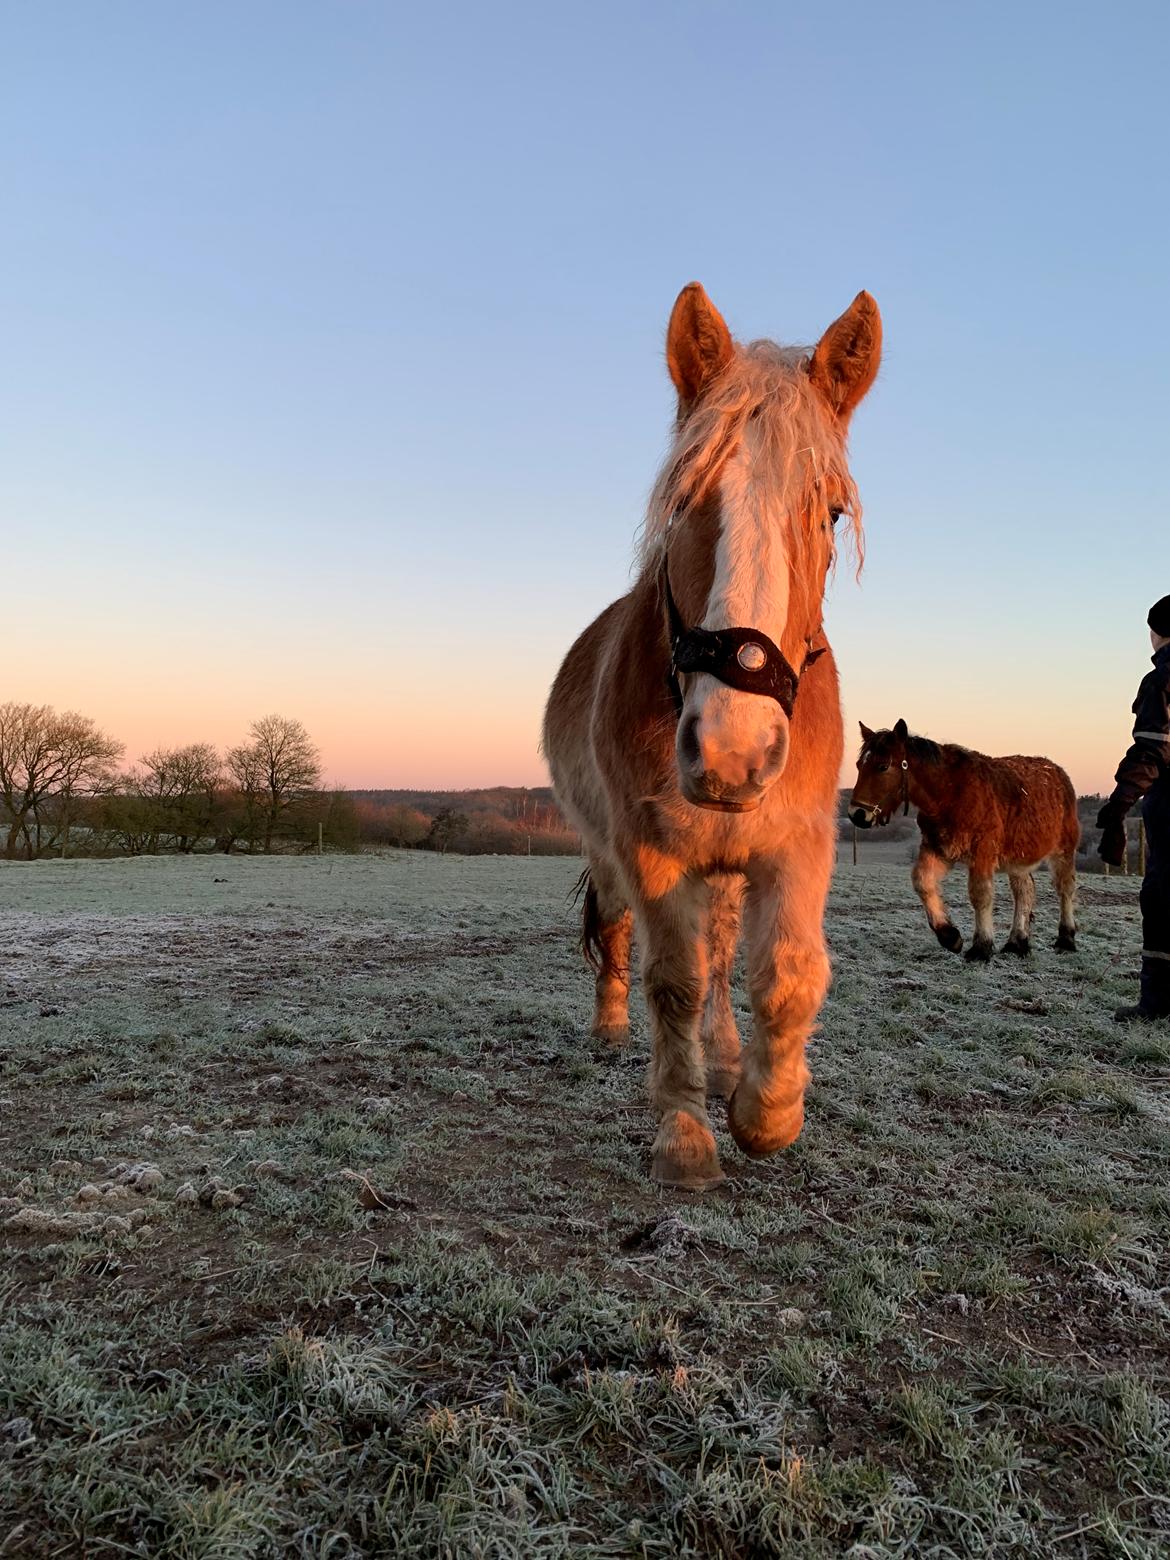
[543,283,881,1188]
[848,720,1079,962]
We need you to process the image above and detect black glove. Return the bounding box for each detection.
[1096,797,1128,867]
[1096,797,1127,831]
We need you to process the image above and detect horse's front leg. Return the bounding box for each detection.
[912,847,962,953]
[700,873,743,1100]
[633,868,724,1190]
[727,841,833,1159]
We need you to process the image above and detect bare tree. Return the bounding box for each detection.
[0,703,123,858]
[139,742,223,852]
[226,715,321,852]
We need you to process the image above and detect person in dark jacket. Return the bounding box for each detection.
[1097,595,1170,1021]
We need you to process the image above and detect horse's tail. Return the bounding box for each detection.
[571,866,604,971]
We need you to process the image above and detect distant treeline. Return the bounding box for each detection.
[348,788,578,856]
[1,698,1130,866]
[0,703,343,860]
[0,701,582,859]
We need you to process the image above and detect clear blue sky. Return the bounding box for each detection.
[3,1,1167,790]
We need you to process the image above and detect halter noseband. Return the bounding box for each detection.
[662,559,825,720]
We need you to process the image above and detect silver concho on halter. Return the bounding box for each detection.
[736,642,767,672]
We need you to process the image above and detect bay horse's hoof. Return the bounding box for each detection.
[727,1088,803,1159]
[1001,937,1031,958]
[591,1023,630,1051]
[651,1110,725,1190]
[965,939,994,964]
[1054,930,1077,954]
[935,924,963,954]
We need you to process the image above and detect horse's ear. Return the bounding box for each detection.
[667,283,734,404]
[808,291,882,423]
[859,721,875,742]
[894,718,908,739]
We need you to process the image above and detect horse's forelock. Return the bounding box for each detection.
[638,340,863,589]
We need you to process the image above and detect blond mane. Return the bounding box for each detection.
[638,341,863,580]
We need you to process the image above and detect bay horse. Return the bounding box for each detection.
[543,283,881,1188]
[848,720,1079,961]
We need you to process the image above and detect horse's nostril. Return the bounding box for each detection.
[677,713,702,773]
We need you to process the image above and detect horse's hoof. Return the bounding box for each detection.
[651,1111,725,1190]
[965,940,993,964]
[935,924,963,954]
[727,1088,803,1159]
[591,1023,630,1051]
[1001,937,1031,958]
[1054,931,1077,954]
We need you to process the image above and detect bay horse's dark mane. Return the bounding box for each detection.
[863,729,947,766]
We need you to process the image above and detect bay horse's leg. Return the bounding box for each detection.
[582,858,633,1048]
[965,866,996,963]
[726,845,832,1160]
[1003,871,1036,956]
[1050,851,1078,952]
[912,847,963,953]
[636,873,724,1189]
[700,873,743,1100]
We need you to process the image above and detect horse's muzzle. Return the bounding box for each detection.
[848,802,883,829]
[681,773,766,813]
[676,704,787,813]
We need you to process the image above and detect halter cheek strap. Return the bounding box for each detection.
[662,560,825,720]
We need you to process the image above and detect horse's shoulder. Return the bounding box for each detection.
[552,594,633,685]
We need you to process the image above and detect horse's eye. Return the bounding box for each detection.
[876,762,890,774]
[829,506,843,526]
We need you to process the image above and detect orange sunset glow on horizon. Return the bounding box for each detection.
[17,610,1142,800]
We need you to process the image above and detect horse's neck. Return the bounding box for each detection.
[907,749,956,817]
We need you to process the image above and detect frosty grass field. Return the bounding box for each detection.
[1,849,1168,1557]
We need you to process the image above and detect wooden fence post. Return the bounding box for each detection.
[852,822,858,867]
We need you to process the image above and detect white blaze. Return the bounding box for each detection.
[702,427,790,646]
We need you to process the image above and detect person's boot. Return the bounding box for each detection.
[1115,956,1170,1023]
[1114,1002,1168,1023]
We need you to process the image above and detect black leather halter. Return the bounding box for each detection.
[662,558,826,719]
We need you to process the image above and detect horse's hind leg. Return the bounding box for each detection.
[965,866,996,963]
[1050,850,1078,952]
[581,859,633,1048]
[912,847,962,953]
[1002,870,1036,956]
[701,873,743,1100]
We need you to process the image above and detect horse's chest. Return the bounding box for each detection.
[919,813,969,861]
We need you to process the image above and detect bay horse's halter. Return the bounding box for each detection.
[852,755,911,825]
[661,557,826,720]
